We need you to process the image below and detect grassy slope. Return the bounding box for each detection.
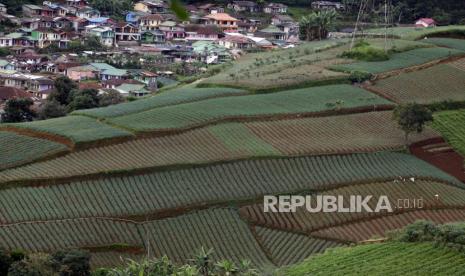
[285,242,465,275]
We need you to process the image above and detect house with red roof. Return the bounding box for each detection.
[415,18,436,28]
[0,86,31,104]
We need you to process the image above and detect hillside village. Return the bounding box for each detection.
[0,0,316,112]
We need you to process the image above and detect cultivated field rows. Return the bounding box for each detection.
[240,180,465,233]
[432,109,465,156]
[285,242,465,275]
[312,208,465,242]
[370,64,465,104]
[0,131,69,171]
[106,84,392,133]
[72,86,248,119]
[0,112,441,184]
[0,209,275,266]
[333,47,465,74]
[0,153,458,224]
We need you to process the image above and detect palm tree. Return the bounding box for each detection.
[215,260,238,275]
[299,10,337,41]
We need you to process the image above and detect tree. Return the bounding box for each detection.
[0,249,12,275]
[48,76,78,106]
[299,10,337,41]
[99,90,124,107]
[393,103,433,146]
[0,47,11,57]
[67,89,100,111]
[39,100,67,120]
[88,0,132,19]
[49,250,90,276]
[1,98,36,123]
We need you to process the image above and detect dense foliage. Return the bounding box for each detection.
[95,249,259,276]
[393,103,433,144]
[342,40,389,61]
[299,10,337,41]
[0,249,90,276]
[0,98,36,123]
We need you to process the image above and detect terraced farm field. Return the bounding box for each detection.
[255,227,342,266]
[286,242,465,275]
[90,251,143,269]
[370,64,465,104]
[141,208,271,265]
[241,111,438,154]
[72,86,247,119]
[422,38,465,51]
[333,47,464,74]
[107,85,392,132]
[0,153,457,223]
[449,57,465,71]
[240,180,465,234]
[312,209,465,242]
[0,131,69,171]
[1,116,134,147]
[0,218,142,252]
[0,208,273,267]
[202,40,350,90]
[366,26,465,40]
[0,113,442,184]
[432,110,465,155]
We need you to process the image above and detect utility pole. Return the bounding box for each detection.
[384,0,388,53]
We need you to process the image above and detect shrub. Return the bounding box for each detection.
[349,71,373,83]
[393,221,465,252]
[395,220,439,242]
[342,41,390,62]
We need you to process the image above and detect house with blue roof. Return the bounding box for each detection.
[126,11,149,25]
[87,17,111,26]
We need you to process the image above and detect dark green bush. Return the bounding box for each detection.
[342,40,390,61]
[349,71,373,83]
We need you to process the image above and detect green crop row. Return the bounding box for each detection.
[1,116,134,146]
[108,85,392,132]
[0,131,68,171]
[372,64,465,104]
[432,109,465,155]
[72,86,247,119]
[285,242,465,275]
[0,153,459,224]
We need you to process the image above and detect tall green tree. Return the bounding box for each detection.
[1,98,36,123]
[393,103,433,146]
[48,76,78,106]
[67,89,100,111]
